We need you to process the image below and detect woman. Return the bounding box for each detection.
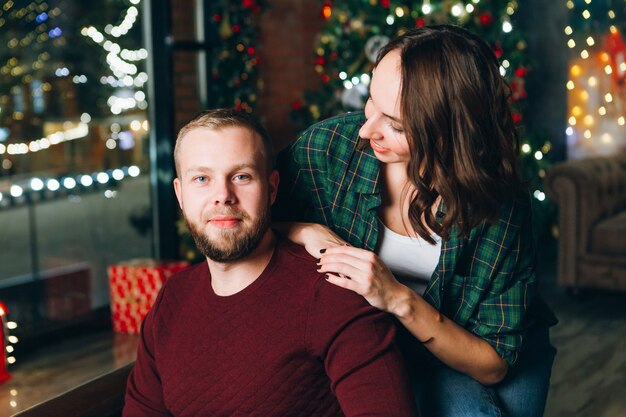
[273,25,557,417]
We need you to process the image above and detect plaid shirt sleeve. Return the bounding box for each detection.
[273,112,381,249]
[430,195,537,366]
[273,120,334,226]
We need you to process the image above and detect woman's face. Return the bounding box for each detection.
[358,49,411,165]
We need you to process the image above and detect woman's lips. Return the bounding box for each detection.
[370,139,388,153]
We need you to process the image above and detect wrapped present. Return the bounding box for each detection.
[108,259,189,334]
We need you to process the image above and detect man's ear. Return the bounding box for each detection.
[268,169,279,205]
[173,177,184,209]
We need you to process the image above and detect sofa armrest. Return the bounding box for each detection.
[543,154,626,286]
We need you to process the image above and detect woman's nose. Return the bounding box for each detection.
[359,117,381,140]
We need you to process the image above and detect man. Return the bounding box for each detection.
[123,108,417,416]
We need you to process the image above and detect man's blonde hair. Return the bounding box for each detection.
[174,108,274,176]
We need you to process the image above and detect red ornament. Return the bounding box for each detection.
[512,113,523,124]
[479,12,494,27]
[316,56,326,66]
[291,101,303,111]
[380,0,390,7]
[514,67,527,78]
[321,74,330,83]
[247,46,256,55]
[322,1,332,20]
[415,18,425,27]
[233,25,241,33]
[243,0,254,8]
[492,43,504,59]
[213,14,222,23]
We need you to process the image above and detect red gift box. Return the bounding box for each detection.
[107,260,189,334]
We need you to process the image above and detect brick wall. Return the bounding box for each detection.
[257,0,324,151]
[171,0,202,132]
[168,0,323,151]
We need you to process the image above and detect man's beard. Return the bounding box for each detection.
[184,206,270,263]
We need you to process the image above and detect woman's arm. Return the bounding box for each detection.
[317,246,508,385]
[390,282,508,385]
[272,222,347,256]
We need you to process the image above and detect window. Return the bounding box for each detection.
[0,0,151,345]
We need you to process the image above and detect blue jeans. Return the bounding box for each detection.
[403,325,556,417]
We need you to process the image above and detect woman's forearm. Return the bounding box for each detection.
[272,221,310,244]
[272,221,348,256]
[390,286,508,385]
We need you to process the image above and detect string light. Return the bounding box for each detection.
[0,302,18,371]
[0,165,143,210]
[81,1,148,115]
[565,0,626,157]
[0,123,89,156]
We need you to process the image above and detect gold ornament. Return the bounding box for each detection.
[219,11,233,39]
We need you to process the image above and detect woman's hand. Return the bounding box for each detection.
[273,222,347,257]
[317,245,410,313]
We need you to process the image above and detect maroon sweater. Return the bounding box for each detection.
[124,238,417,416]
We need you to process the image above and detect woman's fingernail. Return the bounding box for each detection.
[320,248,326,254]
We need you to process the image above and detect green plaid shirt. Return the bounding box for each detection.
[274,112,546,366]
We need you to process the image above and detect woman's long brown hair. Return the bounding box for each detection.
[375,24,523,243]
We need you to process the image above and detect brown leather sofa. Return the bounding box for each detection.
[543,153,626,292]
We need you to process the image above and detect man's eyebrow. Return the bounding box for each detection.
[184,163,259,175]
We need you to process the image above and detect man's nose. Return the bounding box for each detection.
[213,179,236,205]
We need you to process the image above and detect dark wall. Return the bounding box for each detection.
[518,1,569,162]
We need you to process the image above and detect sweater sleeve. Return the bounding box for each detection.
[123,289,172,417]
[307,279,418,417]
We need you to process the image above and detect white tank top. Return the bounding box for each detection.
[376,222,442,295]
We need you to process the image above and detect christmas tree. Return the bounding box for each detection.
[206,0,265,112]
[291,0,556,241]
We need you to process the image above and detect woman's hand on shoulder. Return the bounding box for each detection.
[273,222,348,257]
[317,246,413,313]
